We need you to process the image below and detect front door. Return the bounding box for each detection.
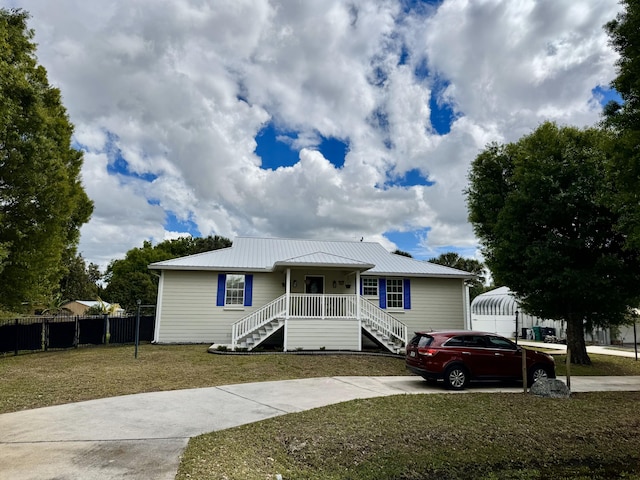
[304,276,324,317]
[305,276,324,294]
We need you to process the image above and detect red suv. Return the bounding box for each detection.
[406,330,556,390]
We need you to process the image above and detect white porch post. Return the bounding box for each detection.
[356,270,362,351]
[284,268,290,352]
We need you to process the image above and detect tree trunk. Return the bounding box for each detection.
[566,314,591,365]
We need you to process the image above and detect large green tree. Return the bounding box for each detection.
[466,122,640,365]
[103,235,231,311]
[605,0,640,131]
[604,0,640,250]
[59,253,101,302]
[0,9,93,311]
[428,252,487,300]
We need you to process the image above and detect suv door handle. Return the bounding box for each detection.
[494,353,503,356]
[462,351,471,355]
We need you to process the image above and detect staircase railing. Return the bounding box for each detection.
[231,294,287,349]
[360,297,407,346]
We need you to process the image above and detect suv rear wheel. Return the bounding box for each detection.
[444,365,469,390]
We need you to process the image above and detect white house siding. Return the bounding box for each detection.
[156,271,284,343]
[397,278,466,335]
[286,318,359,350]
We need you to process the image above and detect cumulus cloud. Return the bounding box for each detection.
[12,0,622,268]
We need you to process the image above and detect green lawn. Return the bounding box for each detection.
[0,344,405,414]
[553,351,640,376]
[2,344,640,415]
[178,392,640,480]
[3,344,640,479]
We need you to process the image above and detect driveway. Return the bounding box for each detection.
[2,375,640,480]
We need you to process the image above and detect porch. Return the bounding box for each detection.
[231,293,408,353]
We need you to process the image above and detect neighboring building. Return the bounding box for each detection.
[149,237,474,352]
[61,300,125,316]
[470,287,562,340]
[471,286,621,345]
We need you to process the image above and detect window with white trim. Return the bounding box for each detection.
[225,274,245,306]
[386,278,403,309]
[362,278,378,296]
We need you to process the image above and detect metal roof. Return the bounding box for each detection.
[149,237,474,278]
[471,286,517,315]
[273,252,374,270]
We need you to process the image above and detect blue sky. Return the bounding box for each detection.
[16,0,624,268]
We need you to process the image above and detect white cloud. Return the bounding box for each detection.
[13,0,623,270]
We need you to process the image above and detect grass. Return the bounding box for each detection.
[0,344,406,414]
[2,344,640,415]
[3,344,640,479]
[553,352,640,376]
[178,392,640,480]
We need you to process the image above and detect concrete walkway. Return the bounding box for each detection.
[2,374,640,480]
[519,340,640,359]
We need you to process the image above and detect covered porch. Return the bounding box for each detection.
[231,265,408,353]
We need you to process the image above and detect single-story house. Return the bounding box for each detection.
[149,237,475,352]
[61,300,125,316]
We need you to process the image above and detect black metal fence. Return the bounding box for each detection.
[0,314,156,355]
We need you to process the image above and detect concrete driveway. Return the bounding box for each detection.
[2,375,640,480]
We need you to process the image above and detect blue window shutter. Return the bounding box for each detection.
[244,275,253,306]
[379,278,387,309]
[216,274,226,306]
[403,278,411,310]
[360,278,363,295]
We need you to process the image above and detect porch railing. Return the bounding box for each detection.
[360,297,407,346]
[289,294,357,318]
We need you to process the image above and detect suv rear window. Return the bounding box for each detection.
[409,334,433,348]
[444,335,486,347]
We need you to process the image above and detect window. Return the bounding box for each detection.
[409,334,433,348]
[386,278,403,309]
[362,278,378,296]
[487,335,517,350]
[445,336,465,347]
[463,335,486,347]
[225,274,245,306]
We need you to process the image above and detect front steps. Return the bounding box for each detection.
[234,318,284,350]
[361,319,405,354]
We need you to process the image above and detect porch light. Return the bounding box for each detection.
[332,280,337,288]
[293,280,297,287]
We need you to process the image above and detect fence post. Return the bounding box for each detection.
[43,318,48,351]
[103,314,110,344]
[14,318,19,356]
[135,300,141,359]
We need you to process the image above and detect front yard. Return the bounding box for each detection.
[2,344,640,414]
[178,391,640,480]
[2,344,640,479]
[0,344,405,414]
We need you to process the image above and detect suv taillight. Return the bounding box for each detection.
[418,348,438,356]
